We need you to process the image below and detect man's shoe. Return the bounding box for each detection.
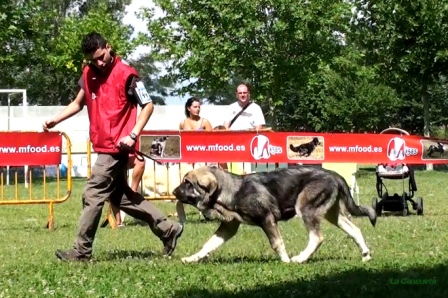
[55,249,90,262]
[163,224,184,257]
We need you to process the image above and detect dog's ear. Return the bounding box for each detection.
[193,170,218,204]
[184,168,218,204]
[198,173,217,193]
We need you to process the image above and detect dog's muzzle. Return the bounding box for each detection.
[173,185,189,203]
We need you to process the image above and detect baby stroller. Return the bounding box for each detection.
[372,128,423,216]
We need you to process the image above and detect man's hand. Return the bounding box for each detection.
[117,135,136,151]
[42,119,58,132]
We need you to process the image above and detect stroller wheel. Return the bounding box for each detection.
[401,192,409,216]
[416,197,424,215]
[402,207,408,216]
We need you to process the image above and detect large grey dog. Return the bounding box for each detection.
[172,165,377,264]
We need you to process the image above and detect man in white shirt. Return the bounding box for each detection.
[224,84,266,174]
[224,84,266,130]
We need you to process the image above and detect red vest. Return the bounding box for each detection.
[83,56,138,153]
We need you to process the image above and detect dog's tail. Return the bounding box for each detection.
[289,144,300,152]
[339,178,377,227]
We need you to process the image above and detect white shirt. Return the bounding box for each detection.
[225,101,266,130]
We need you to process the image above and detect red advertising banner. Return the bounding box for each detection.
[0,132,62,166]
[139,130,448,165]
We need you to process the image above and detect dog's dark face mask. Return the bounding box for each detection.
[173,178,199,205]
[172,170,218,208]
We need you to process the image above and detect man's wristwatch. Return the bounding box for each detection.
[129,132,138,141]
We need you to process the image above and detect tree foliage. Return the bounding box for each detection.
[128,53,175,105]
[142,0,402,131]
[350,0,448,135]
[0,0,168,106]
[280,48,401,132]
[144,0,349,97]
[3,0,448,137]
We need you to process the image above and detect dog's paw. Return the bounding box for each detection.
[181,255,201,263]
[291,253,308,264]
[182,253,210,264]
[281,256,291,263]
[181,256,196,263]
[362,252,371,262]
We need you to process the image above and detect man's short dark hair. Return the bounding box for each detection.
[81,32,108,55]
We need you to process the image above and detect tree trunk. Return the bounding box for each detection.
[422,87,433,171]
[265,94,278,131]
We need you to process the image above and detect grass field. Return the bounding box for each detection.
[0,167,448,297]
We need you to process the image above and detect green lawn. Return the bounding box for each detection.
[0,167,447,297]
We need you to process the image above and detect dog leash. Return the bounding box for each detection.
[134,149,167,166]
[118,143,166,166]
[136,149,179,169]
[118,144,169,167]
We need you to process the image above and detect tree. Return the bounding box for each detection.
[0,0,139,106]
[274,46,401,132]
[141,0,403,132]
[195,74,246,105]
[350,1,448,134]
[128,54,175,105]
[350,0,448,169]
[141,0,355,129]
[0,0,57,105]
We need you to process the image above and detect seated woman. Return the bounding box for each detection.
[179,96,213,131]
[179,96,213,170]
[175,97,213,223]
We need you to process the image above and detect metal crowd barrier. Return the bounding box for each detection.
[0,132,72,230]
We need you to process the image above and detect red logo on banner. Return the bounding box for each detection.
[386,137,418,161]
[251,135,270,160]
[250,134,282,160]
[387,137,405,161]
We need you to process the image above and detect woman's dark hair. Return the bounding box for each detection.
[81,32,108,55]
[214,125,226,130]
[184,96,201,118]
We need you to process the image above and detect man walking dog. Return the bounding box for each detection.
[43,32,183,261]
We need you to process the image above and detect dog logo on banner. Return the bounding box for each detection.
[250,135,282,160]
[386,137,418,161]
